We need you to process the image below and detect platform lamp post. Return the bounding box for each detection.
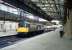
[0,0,5,32]
[2,2,7,32]
[17,8,21,26]
[18,8,24,26]
[3,7,6,32]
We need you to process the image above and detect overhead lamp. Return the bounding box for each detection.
[51,4,54,7]
[42,8,46,10]
[44,4,50,6]
[39,18,47,22]
[31,0,39,2]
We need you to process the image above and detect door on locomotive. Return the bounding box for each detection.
[36,24,44,31]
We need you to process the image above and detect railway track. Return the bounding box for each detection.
[0,35,25,48]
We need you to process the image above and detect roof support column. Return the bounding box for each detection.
[64,0,72,39]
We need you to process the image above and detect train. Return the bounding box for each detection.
[16,20,45,37]
[0,10,45,37]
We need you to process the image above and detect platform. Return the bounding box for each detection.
[0,28,72,50]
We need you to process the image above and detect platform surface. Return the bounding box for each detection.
[1,28,72,50]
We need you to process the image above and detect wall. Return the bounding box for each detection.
[0,21,18,37]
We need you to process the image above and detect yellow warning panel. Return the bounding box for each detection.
[16,27,29,32]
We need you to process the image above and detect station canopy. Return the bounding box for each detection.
[0,0,64,21]
[31,0,64,20]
